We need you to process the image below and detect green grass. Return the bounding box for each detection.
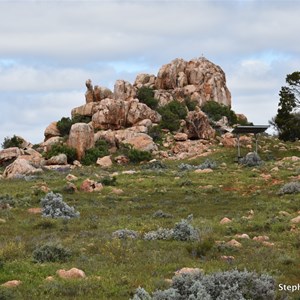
[0,137,300,299]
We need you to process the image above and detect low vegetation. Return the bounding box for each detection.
[0,137,300,299]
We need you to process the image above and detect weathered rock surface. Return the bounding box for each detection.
[185,108,215,139]
[134,73,156,89]
[114,80,136,101]
[0,147,25,164]
[46,154,68,165]
[57,268,86,279]
[96,155,113,168]
[92,98,161,130]
[1,280,22,288]
[68,123,94,160]
[154,57,231,107]
[3,158,43,179]
[80,179,103,192]
[44,122,61,140]
[71,102,96,118]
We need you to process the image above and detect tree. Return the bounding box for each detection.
[271,72,300,141]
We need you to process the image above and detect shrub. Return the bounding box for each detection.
[0,194,15,209]
[152,210,173,218]
[184,97,198,112]
[148,126,163,143]
[100,176,117,186]
[0,287,17,300]
[32,242,71,263]
[56,117,73,137]
[173,215,199,241]
[278,181,300,195]
[141,160,167,170]
[127,148,152,163]
[201,100,238,125]
[239,152,262,167]
[41,192,80,219]
[158,101,187,132]
[112,229,139,239]
[44,143,77,164]
[72,114,92,124]
[81,140,110,166]
[1,135,23,149]
[136,87,159,110]
[132,269,276,300]
[144,228,174,241]
[198,159,217,170]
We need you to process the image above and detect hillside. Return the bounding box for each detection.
[0,137,300,299]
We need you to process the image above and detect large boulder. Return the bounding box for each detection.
[134,73,156,89]
[3,158,43,179]
[114,80,136,101]
[71,102,96,118]
[67,123,94,160]
[0,147,24,165]
[155,57,231,107]
[44,122,61,140]
[92,98,161,130]
[185,107,215,139]
[46,154,68,165]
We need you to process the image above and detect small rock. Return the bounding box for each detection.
[96,155,113,168]
[46,154,68,165]
[111,188,124,195]
[220,255,235,262]
[174,133,188,141]
[66,174,78,181]
[57,268,86,279]
[226,239,242,248]
[175,267,202,276]
[1,280,22,288]
[291,216,300,224]
[122,170,137,175]
[45,276,55,282]
[27,208,42,214]
[278,211,290,217]
[260,173,272,180]
[64,182,78,193]
[220,217,232,225]
[0,218,6,223]
[235,233,250,239]
[73,160,82,167]
[114,155,129,165]
[271,167,279,172]
[80,179,103,192]
[194,168,213,174]
[253,235,269,242]
[262,241,275,247]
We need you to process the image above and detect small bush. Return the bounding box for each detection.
[136,87,159,110]
[41,192,80,219]
[128,148,152,163]
[112,229,139,239]
[173,215,199,241]
[144,228,174,241]
[56,117,73,137]
[278,181,300,195]
[1,135,23,149]
[82,140,110,166]
[158,100,187,132]
[184,97,198,111]
[141,160,167,170]
[44,143,77,164]
[100,176,117,186]
[201,100,238,125]
[132,269,276,300]
[0,287,17,300]
[32,242,71,263]
[72,114,92,124]
[198,159,217,170]
[239,152,262,167]
[186,238,215,258]
[152,210,173,218]
[0,194,15,208]
[148,126,163,143]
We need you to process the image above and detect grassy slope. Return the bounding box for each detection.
[0,137,300,299]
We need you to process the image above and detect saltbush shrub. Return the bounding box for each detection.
[178,159,217,171]
[201,100,238,126]
[278,181,300,195]
[1,135,23,149]
[112,229,139,239]
[136,87,159,110]
[32,242,71,263]
[43,143,77,164]
[41,192,80,219]
[152,210,173,218]
[144,228,174,241]
[131,269,277,300]
[239,152,262,167]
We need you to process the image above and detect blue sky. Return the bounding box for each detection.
[1,0,300,145]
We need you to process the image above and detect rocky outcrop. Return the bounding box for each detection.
[114,80,136,101]
[134,73,156,89]
[67,123,94,160]
[185,107,215,139]
[3,158,43,179]
[154,57,231,107]
[0,147,25,165]
[71,102,96,118]
[46,154,68,165]
[44,122,60,140]
[92,98,161,130]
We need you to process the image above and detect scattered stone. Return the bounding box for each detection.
[226,239,242,248]
[45,276,55,282]
[57,268,86,279]
[220,217,232,225]
[66,174,78,181]
[64,182,78,193]
[278,211,290,217]
[0,218,6,223]
[111,188,124,195]
[260,173,272,180]
[80,179,103,192]
[282,156,300,162]
[290,216,300,224]
[271,167,279,172]
[253,236,269,242]
[194,168,213,174]
[262,241,275,247]
[174,133,188,141]
[114,155,130,165]
[235,233,250,239]
[96,155,113,168]
[122,170,137,175]
[174,267,202,276]
[27,208,42,214]
[220,255,235,262]
[1,280,22,288]
[73,160,82,168]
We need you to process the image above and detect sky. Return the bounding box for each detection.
[1,0,300,146]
